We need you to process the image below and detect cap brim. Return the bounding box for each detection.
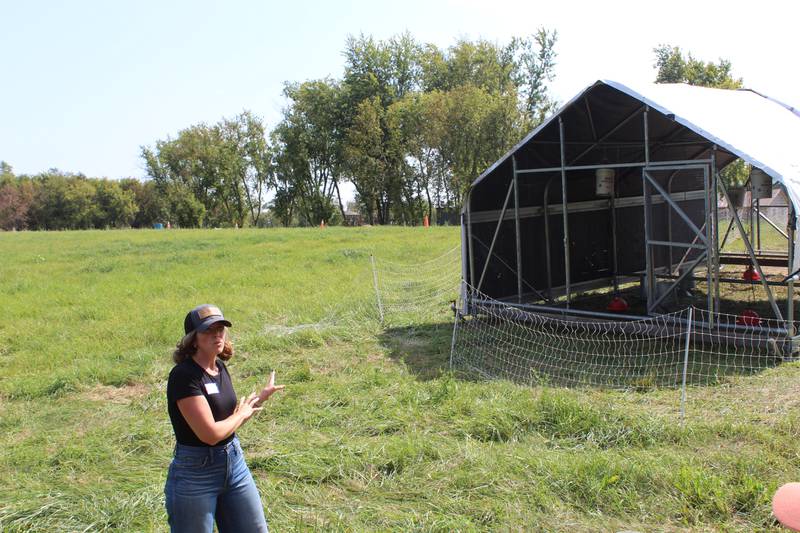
[195,317,232,332]
[773,483,800,531]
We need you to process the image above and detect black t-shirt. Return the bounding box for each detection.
[167,358,237,446]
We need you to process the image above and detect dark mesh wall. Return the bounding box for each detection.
[464,81,719,304]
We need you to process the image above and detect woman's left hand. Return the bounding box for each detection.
[254,370,285,406]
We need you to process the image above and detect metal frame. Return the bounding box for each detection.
[462,89,798,340]
[476,180,514,292]
[513,156,523,302]
[641,164,711,314]
[559,116,571,308]
[717,180,784,321]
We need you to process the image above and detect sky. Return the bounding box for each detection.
[1,0,798,189]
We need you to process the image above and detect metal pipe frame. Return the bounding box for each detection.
[643,169,709,247]
[569,105,645,166]
[719,216,736,249]
[649,240,706,250]
[667,174,674,271]
[583,95,598,141]
[460,213,468,313]
[759,210,789,240]
[788,199,795,337]
[529,139,709,148]
[718,179,784,321]
[649,250,708,312]
[756,197,762,252]
[703,165,714,320]
[642,165,711,315]
[665,166,699,271]
[673,222,707,275]
[469,297,792,337]
[643,171,654,312]
[476,179,515,292]
[466,189,475,287]
[515,158,714,176]
[471,297,649,321]
[656,273,794,288]
[711,146,720,314]
[513,156,523,303]
[469,188,707,225]
[749,193,755,253]
[543,176,556,301]
[470,234,547,300]
[642,108,655,311]
[559,116,571,308]
[611,171,619,293]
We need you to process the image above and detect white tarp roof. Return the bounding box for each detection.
[604,80,800,214]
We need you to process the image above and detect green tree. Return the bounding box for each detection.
[27,171,97,230]
[654,45,742,88]
[120,178,169,228]
[165,182,206,228]
[653,45,747,186]
[94,179,137,228]
[271,79,346,226]
[218,111,271,227]
[141,111,272,227]
[337,32,557,222]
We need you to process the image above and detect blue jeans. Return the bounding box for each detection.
[164,436,268,533]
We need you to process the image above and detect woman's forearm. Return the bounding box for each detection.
[196,410,246,445]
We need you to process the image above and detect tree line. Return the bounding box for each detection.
[1,31,559,230]
[2,40,746,231]
[142,31,559,227]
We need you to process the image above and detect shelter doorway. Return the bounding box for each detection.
[640,164,712,315]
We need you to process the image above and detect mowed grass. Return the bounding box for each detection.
[1,227,800,532]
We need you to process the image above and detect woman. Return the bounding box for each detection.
[165,304,284,533]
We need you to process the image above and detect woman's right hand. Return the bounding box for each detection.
[236,394,262,423]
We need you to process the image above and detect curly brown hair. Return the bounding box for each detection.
[172,330,234,364]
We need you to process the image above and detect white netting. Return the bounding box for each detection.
[451,284,692,389]
[369,245,462,323]
[262,246,462,335]
[450,284,793,390]
[686,307,791,385]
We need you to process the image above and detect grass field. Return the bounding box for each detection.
[2,226,800,532]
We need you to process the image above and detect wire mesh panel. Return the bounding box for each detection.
[451,285,692,389]
[687,307,790,385]
[371,246,462,324]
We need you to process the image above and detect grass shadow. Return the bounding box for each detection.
[379,320,456,381]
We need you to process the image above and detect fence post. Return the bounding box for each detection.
[680,306,694,424]
[449,305,461,371]
[370,254,384,323]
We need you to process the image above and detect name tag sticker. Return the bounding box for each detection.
[205,383,220,395]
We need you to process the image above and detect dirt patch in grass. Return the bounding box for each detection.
[82,383,150,404]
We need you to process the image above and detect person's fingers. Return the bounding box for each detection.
[274,385,286,390]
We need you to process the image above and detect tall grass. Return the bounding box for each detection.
[1,227,798,531]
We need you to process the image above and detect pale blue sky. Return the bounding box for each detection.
[2,0,797,185]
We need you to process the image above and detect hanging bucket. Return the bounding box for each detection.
[750,167,773,200]
[595,168,615,197]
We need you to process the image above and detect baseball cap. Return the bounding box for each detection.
[184,304,232,334]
